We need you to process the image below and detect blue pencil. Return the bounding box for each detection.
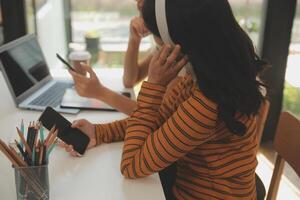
[40,126,45,143]
[20,119,24,149]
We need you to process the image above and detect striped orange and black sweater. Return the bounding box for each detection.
[95,74,258,200]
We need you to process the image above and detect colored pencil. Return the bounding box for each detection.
[16,127,32,158]
[20,119,24,149]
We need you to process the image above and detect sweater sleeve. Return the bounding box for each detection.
[120,81,218,179]
[94,119,128,145]
[158,76,193,123]
[94,76,190,146]
[93,80,169,145]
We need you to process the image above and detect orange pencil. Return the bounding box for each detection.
[9,146,27,167]
[44,126,56,145]
[0,139,20,167]
[39,145,44,165]
[46,129,58,149]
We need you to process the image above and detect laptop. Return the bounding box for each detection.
[60,88,132,111]
[0,34,79,114]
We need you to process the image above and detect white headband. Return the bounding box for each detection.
[154,0,197,81]
[155,0,174,45]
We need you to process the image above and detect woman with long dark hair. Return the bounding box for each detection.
[63,0,267,199]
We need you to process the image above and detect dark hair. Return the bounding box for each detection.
[142,0,267,136]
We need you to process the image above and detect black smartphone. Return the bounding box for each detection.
[39,107,90,155]
[56,53,76,72]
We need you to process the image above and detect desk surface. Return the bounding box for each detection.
[0,68,164,200]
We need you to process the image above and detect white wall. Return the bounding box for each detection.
[36,0,67,69]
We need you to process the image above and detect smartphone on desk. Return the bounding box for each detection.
[39,107,90,155]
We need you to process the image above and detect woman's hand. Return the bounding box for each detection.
[129,17,150,43]
[68,63,105,99]
[148,44,188,86]
[135,0,144,13]
[59,119,97,157]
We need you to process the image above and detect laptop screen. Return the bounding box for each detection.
[0,36,50,97]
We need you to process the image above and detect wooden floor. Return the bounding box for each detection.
[256,142,300,200]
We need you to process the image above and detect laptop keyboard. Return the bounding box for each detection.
[29,82,71,107]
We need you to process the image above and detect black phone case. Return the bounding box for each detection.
[56,53,75,71]
[39,107,90,155]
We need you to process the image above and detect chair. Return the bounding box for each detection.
[256,112,300,200]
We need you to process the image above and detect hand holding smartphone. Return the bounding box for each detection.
[39,107,90,155]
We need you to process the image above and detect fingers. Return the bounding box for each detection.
[158,44,172,65]
[165,45,181,68]
[69,69,88,83]
[137,21,145,37]
[80,63,96,78]
[65,145,73,153]
[58,140,67,148]
[140,20,150,37]
[68,65,95,97]
[59,141,82,157]
[151,49,160,62]
[132,17,149,37]
[158,44,185,69]
[71,119,86,128]
[70,150,81,157]
[131,18,142,37]
[173,55,189,73]
[65,145,81,157]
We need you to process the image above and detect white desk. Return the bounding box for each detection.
[0,68,165,200]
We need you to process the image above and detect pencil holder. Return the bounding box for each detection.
[13,165,49,200]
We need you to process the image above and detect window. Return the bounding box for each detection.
[24,0,68,69]
[23,0,151,69]
[23,0,266,69]
[70,0,151,68]
[25,0,36,34]
[229,0,264,46]
[283,3,300,117]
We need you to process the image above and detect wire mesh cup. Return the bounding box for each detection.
[13,165,49,200]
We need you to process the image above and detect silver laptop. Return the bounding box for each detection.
[0,34,79,114]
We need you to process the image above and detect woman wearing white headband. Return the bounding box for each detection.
[65,0,267,199]
[69,0,182,116]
